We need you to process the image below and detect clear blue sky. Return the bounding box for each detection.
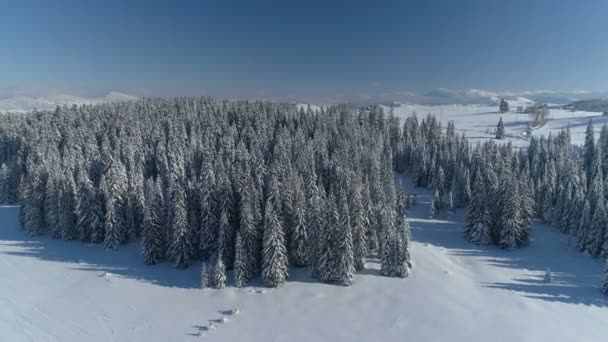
[1,0,607,99]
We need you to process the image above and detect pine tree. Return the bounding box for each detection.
[584,119,595,185]
[498,178,521,250]
[587,197,607,257]
[201,262,209,289]
[602,259,608,295]
[496,117,505,140]
[59,176,78,240]
[464,173,491,245]
[289,182,308,267]
[141,183,165,265]
[213,254,226,289]
[234,230,247,287]
[169,185,193,269]
[334,194,355,286]
[577,200,592,251]
[261,197,288,287]
[351,184,368,271]
[199,165,218,261]
[0,163,9,204]
[543,267,552,283]
[430,189,441,218]
[395,216,412,278]
[499,99,509,113]
[103,190,121,250]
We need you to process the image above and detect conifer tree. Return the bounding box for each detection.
[351,184,368,271]
[499,178,521,250]
[103,190,121,250]
[169,184,193,269]
[584,119,595,185]
[289,182,308,267]
[141,182,165,265]
[464,173,491,245]
[201,262,209,289]
[261,197,288,287]
[234,230,247,287]
[496,117,505,140]
[334,194,355,286]
[602,259,608,295]
[213,254,226,289]
[577,200,592,251]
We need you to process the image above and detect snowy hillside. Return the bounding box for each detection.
[2,181,607,342]
[0,92,138,113]
[383,104,605,147]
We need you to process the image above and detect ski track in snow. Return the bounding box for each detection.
[3,102,608,341]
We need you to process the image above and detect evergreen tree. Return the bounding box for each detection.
[351,184,368,271]
[213,254,226,289]
[464,173,491,245]
[288,182,308,267]
[201,262,209,289]
[584,119,595,185]
[495,117,505,140]
[261,197,288,287]
[234,230,247,287]
[103,190,121,250]
[498,178,521,250]
[499,99,509,113]
[602,259,608,295]
[141,182,165,265]
[169,184,193,269]
[577,200,592,251]
[334,194,355,286]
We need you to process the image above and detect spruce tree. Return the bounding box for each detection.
[141,183,165,265]
[261,197,288,287]
[213,254,226,289]
[351,184,368,271]
[464,173,491,245]
[234,230,247,287]
[496,117,505,140]
[169,185,193,269]
[602,259,608,295]
[577,200,592,251]
[103,190,121,250]
[334,194,355,286]
[498,178,521,250]
[584,119,595,185]
[289,182,308,267]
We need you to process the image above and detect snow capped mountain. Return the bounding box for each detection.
[0,92,138,113]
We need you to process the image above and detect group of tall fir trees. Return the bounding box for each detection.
[2,98,608,293]
[0,99,411,289]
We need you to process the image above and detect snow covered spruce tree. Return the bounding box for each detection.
[169,183,193,269]
[602,260,608,295]
[495,117,505,140]
[464,173,491,245]
[261,195,288,287]
[499,99,509,114]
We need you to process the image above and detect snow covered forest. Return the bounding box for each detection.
[1,98,608,292]
[0,99,411,289]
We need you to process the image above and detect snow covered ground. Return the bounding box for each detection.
[384,104,605,147]
[2,179,608,341]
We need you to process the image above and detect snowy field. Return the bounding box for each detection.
[2,178,608,342]
[383,104,605,147]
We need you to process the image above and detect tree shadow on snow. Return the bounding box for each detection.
[408,205,608,307]
[0,206,202,289]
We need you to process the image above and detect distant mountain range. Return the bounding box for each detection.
[317,89,608,107]
[0,91,138,113]
[571,99,608,113]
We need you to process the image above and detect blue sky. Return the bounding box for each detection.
[1,0,607,100]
